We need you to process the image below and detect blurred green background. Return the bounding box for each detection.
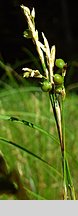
[0,73,78,199]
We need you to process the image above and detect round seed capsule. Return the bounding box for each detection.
[55,86,62,94]
[41,80,52,92]
[55,59,65,69]
[54,74,63,85]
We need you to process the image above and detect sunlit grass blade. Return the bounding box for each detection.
[0,136,62,178]
[0,86,41,99]
[66,151,78,168]
[0,115,59,144]
[64,154,76,200]
[25,187,45,200]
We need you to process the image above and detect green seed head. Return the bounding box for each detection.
[55,58,65,69]
[41,80,52,92]
[54,74,63,85]
[55,86,62,94]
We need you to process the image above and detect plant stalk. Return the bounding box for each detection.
[49,92,76,200]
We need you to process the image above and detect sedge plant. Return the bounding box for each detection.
[20,4,76,200]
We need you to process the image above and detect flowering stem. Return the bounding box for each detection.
[21,4,76,200]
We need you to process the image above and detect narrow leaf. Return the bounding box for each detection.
[0,115,59,144]
[0,136,62,178]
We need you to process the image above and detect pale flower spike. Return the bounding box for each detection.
[42,32,55,83]
[31,8,35,19]
[22,68,44,78]
[42,32,50,60]
[21,5,30,16]
[50,45,56,83]
[21,4,56,82]
[21,4,48,78]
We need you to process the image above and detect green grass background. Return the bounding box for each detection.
[0,78,78,200]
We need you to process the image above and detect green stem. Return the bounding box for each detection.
[64,152,76,200]
[49,92,76,200]
[61,98,76,200]
[49,93,63,153]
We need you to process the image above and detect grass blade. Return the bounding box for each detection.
[0,115,59,144]
[0,136,62,178]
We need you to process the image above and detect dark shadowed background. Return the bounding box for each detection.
[0,0,78,84]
